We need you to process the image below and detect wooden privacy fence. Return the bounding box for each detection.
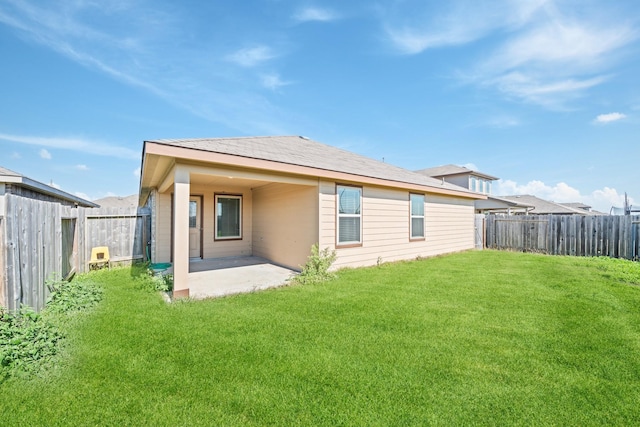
[485,215,640,260]
[0,194,150,311]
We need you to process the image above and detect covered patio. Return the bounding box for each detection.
[171,256,297,299]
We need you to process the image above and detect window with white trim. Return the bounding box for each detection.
[215,194,242,240]
[410,193,425,239]
[337,185,362,245]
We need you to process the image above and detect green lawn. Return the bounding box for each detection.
[2,251,640,426]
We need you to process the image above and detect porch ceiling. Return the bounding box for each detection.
[190,172,270,189]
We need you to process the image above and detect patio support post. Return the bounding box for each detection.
[173,165,190,298]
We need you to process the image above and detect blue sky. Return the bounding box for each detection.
[0,0,638,212]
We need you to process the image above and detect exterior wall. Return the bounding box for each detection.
[154,184,254,263]
[252,183,318,270]
[443,175,469,189]
[191,183,253,259]
[156,191,173,263]
[4,184,80,207]
[319,180,475,269]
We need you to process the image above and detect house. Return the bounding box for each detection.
[414,164,529,214]
[138,136,485,298]
[499,195,604,215]
[415,164,498,195]
[1,166,98,310]
[0,166,98,208]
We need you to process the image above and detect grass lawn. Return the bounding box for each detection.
[2,250,640,426]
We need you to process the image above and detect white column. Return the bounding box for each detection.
[173,166,190,298]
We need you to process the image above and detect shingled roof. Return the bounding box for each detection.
[415,164,499,181]
[501,195,602,215]
[145,136,479,196]
[0,165,98,207]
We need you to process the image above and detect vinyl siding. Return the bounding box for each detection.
[156,191,172,263]
[252,183,318,270]
[191,184,253,259]
[319,183,475,269]
[154,184,253,262]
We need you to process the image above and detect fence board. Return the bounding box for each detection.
[1,194,150,311]
[485,214,640,261]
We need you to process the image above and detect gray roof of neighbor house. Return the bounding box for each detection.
[500,195,602,215]
[475,195,534,212]
[560,202,592,210]
[0,165,98,207]
[416,164,498,181]
[142,136,483,198]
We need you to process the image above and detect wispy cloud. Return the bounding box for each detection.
[76,164,89,171]
[594,112,627,124]
[0,1,293,135]
[260,73,293,90]
[226,45,277,67]
[11,152,21,159]
[133,167,141,177]
[0,132,139,159]
[293,7,339,23]
[381,0,638,109]
[39,148,52,159]
[484,115,522,128]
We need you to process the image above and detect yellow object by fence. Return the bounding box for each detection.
[89,246,110,270]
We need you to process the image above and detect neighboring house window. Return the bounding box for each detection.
[487,181,492,195]
[470,176,477,192]
[337,185,362,245]
[215,194,242,240]
[410,193,425,240]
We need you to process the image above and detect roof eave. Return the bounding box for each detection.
[141,141,485,200]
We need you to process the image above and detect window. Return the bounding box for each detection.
[215,194,242,240]
[470,176,477,192]
[189,201,197,228]
[337,185,362,245]
[410,193,425,239]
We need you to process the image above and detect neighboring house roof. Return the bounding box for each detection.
[475,195,534,212]
[140,136,484,203]
[500,195,602,215]
[415,164,498,181]
[560,202,592,210]
[0,165,98,207]
[93,194,139,209]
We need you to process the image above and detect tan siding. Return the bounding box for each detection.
[319,184,475,269]
[190,184,253,259]
[154,184,254,262]
[318,180,335,248]
[156,191,172,263]
[252,183,318,270]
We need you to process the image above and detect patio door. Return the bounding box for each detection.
[189,196,202,258]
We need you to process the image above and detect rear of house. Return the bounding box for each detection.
[139,136,484,297]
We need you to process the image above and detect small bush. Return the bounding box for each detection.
[0,275,103,379]
[46,275,103,314]
[293,244,337,285]
[134,265,174,293]
[0,306,62,377]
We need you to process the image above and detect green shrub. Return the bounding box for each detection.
[293,243,337,285]
[46,275,103,314]
[134,265,174,293]
[0,306,62,377]
[0,274,103,379]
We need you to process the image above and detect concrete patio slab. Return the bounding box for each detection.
[185,256,297,299]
